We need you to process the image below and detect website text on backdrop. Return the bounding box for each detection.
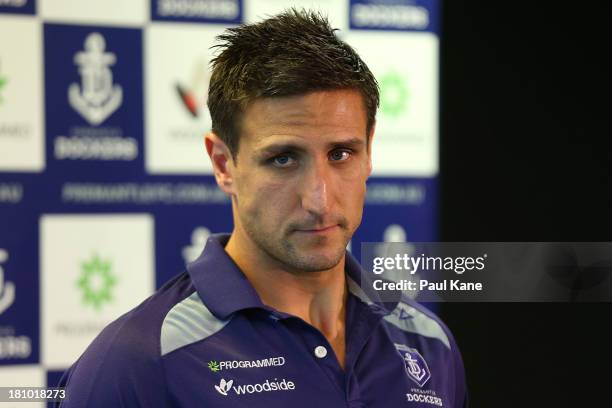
[57,9,468,407]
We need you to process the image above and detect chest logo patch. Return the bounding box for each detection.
[395,343,431,387]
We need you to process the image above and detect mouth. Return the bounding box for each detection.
[295,225,339,234]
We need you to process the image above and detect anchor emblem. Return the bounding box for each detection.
[0,249,15,315]
[68,32,123,125]
[395,343,431,387]
[404,352,427,381]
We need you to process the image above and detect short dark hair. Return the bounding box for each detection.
[207,8,379,159]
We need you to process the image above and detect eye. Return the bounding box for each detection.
[271,154,296,168]
[329,149,351,162]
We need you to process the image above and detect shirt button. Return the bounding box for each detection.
[314,346,328,359]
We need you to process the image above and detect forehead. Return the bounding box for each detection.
[239,89,368,149]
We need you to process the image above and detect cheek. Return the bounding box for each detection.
[237,176,294,215]
[338,163,369,195]
[347,185,367,212]
[336,173,367,211]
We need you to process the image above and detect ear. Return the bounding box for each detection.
[366,121,376,177]
[205,132,235,195]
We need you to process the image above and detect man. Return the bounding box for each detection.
[57,9,467,407]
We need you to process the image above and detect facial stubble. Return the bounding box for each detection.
[240,210,352,274]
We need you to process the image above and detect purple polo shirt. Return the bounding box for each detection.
[57,234,468,407]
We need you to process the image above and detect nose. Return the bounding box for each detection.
[300,158,331,217]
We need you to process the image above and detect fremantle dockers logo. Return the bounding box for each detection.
[395,343,431,387]
[68,33,123,126]
[0,249,16,315]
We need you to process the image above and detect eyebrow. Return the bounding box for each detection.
[256,137,366,157]
[328,137,365,150]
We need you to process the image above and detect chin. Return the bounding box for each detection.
[289,249,346,273]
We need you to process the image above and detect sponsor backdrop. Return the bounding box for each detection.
[0,0,439,395]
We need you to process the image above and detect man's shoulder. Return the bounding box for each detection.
[63,271,196,378]
[381,296,458,352]
[58,271,200,406]
[375,298,468,408]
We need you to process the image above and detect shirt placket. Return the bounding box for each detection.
[344,295,388,408]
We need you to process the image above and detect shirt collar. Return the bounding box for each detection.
[187,233,400,320]
[345,249,401,315]
[187,234,265,320]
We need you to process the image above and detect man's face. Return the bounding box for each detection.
[217,89,373,273]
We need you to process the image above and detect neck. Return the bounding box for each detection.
[224,229,348,346]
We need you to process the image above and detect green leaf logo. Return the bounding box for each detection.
[0,71,7,105]
[77,254,117,310]
[208,360,220,373]
[380,71,409,117]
